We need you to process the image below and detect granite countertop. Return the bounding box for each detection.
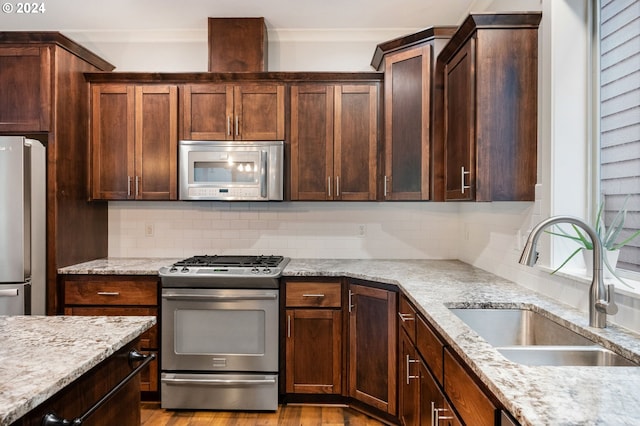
[58,257,640,425]
[0,315,156,426]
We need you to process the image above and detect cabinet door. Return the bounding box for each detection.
[234,84,285,140]
[0,46,51,132]
[290,85,334,200]
[399,330,419,426]
[285,309,342,394]
[183,84,234,140]
[444,348,496,426]
[334,85,378,200]
[443,39,475,201]
[419,360,462,426]
[91,84,135,200]
[348,283,397,414]
[384,44,431,200]
[135,85,178,200]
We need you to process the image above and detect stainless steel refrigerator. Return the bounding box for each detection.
[0,136,46,315]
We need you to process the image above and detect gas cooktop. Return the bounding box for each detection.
[159,255,290,288]
[173,255,285,268]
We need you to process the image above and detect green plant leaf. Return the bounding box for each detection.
[550,247,583,274]
[611,229,640,250]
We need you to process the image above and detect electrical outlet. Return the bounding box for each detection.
[358,224,366,237]
[145,223,154,237]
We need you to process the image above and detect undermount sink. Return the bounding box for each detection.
[449,308,638,367]
[497,347,637,367]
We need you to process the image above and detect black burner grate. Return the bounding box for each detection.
[174,255,284,268]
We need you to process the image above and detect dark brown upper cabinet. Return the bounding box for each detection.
[90,83,178,200]
[290,83,379,201]
[373,27,455,200]
[435,13,542,201]
[183,83,285,141]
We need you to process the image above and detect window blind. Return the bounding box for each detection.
[600,0,640,272]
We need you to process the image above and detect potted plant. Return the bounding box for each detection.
[547,196,640,286]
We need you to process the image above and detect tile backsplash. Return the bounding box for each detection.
[108,201,461,259]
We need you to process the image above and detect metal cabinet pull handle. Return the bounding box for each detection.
[348,290,354,313]
[461,166,471,194]
[135,176,140,197]
[328,176,332,198]
[97,292,120,296]
[227,116,231,136]
[336,176,340,197]
[302,294,325,297]
[406,354,420,384]
[287,314,291,338]
[127,176,132,197]
[235,116,239,137]
[398,312,415,322]
[42,351,155,426]
[384,175,388,197]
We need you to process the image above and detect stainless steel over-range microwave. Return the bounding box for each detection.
[179,140,284,201]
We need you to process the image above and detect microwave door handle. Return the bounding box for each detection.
[260,150,268,198]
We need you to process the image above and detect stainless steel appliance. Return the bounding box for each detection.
[159,255,289,411]
[0,136,45,315]
[179,140,284,201]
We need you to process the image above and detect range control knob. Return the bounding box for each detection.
[169,266,178,273]
[263,267,272,274]
[251,267,260,274]
[180,267,190,273]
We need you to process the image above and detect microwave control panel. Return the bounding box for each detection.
[187,187,263,200]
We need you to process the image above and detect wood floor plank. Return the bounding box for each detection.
[141,402,386,426]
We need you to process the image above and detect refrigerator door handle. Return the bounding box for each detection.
[0,288,19,297]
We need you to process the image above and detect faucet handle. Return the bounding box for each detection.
[600,284,619,315]
[606,285,618,315]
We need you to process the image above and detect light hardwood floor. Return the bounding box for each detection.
[141,402,386,426]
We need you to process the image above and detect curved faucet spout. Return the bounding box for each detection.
[519,216,618,328]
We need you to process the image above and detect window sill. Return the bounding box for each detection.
[541,266,640,299]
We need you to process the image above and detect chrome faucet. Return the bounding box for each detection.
[519,216,618,328]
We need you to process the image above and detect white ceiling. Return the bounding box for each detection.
[0,0,483,32]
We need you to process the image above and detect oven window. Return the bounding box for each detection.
[194,161,258,184]
[175,309,266,355]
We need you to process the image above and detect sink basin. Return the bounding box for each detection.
[498,347,637,367]
[449,308,638,367]
[449,308,593,346]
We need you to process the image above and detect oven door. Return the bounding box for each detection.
[161,288,279,372]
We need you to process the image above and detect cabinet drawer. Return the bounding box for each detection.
[64,280,158,305]
[398,294,417,341]
[63,306,158,349]
[286,282,341,307]
[416,315,444,386]
[444,348,496,426]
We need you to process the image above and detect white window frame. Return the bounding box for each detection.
[591,0,640,294]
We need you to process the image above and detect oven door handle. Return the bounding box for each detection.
[163,377,277,386]
[162,293,278,301]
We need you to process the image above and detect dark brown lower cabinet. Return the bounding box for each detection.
[285,308,342,394]
[13,341,142,426]
[399,329,419,426]
[420,360,461,426]
[444,348,497,425]
[348,283,397,415]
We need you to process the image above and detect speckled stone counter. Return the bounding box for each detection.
[58,257,640,425]
[57,257,179,275]
[0,315,155,426]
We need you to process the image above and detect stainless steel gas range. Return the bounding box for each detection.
[159,255,289,411]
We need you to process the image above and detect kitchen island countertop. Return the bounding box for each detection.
[59,257,640,425]
[0,315,155,426]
